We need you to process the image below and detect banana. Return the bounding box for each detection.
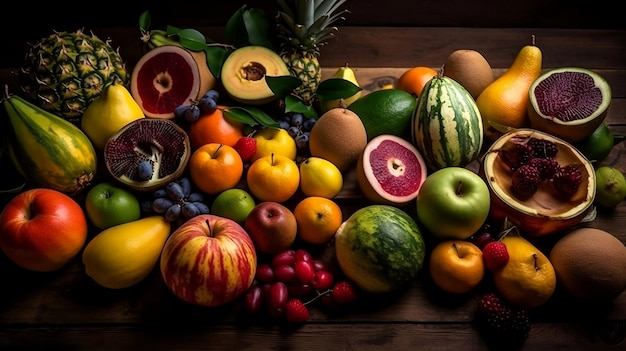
[143,30,180,50]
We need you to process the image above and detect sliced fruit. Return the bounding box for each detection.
[528,67,612,143]
[356,134,427,206]
[221,46,290,105]
[130,45,206,119]
[480,129,595,237]
[104,118,191,192]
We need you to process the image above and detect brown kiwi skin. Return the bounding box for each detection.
[443,49,495,100]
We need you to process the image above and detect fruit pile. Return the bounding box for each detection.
[0,1,625,349]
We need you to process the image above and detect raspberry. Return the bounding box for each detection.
[525,157,560,181]
[475,293,531,346]
[511,164,541,200]
[552,164,583,198]
[527,138,558,158]
[234,136,257,161]
[497,137,533,171]
[331,281,357,304]
[482,241,509,271]
[285,298,310,323]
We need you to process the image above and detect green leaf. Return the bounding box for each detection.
[243,8,276,50]
[225,5,250,48]
[204,46,230,79]
[266,75,302,99]
[316,78,362,101]
[224,106,280,128]
[284,96,319,120]
[165,25,182,37]
[139,11,152,31]
[178,28,208,52]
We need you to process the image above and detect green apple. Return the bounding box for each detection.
[211,188,256,225]
[594,166,626,208]
[85,182,141,230]
[416,167,490,240]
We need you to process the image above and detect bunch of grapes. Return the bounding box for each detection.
[151,177,210,223]
[244,248,358,323]
[277,113,317,153]
[174,89,220,122]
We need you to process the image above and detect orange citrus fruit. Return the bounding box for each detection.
[395,66,438,97]
[188,143,244,195]
[293,196,343,245]
[188,106,244,150]
[246,153,300,202]
[428,240,485,294]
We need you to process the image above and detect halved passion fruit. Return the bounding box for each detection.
[528,67,611,143]
[481,129,596,237]
[104,118,190,192]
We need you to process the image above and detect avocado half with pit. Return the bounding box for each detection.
[528,67,611,143]
[220,46,290,105]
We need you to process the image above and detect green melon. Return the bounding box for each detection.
[334,205,425,294]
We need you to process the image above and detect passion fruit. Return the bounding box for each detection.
[481,129,595,237]
[104,118,191,192]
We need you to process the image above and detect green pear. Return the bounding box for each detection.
[319,64,362,112]
[595,166,626,208]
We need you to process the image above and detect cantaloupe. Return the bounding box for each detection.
[549,227,626,301]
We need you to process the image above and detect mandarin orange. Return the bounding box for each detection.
[188,107,244,150]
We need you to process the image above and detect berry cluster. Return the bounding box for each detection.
[277,113,317,152]
[244,248,358,323]
[174,90,220,122]
[475,292,531,348]
[150,177,210,223]
[499,136,582,200]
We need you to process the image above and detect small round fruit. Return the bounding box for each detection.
[85,182,141,230]
[550,227,626,301]
[293,196,343,245]
[395,66,438,97]
[299,157,344,199]
[188,143,244,195]
[428,240,485,294]
[594,166,626,208]
[246,154,300,203]
[251,127,297,162]
[442,49,494,99]
[211,188,256,225]
[104,118,191,192]
[574,122,615,163]
[188,107,244,150]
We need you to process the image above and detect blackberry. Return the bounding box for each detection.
[528,138,558,158]
[497,138,533,171]
[525,157,560,181]
[511,164,541,200]
[552,164,583,198]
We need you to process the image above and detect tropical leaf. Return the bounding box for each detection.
[316,78,362,101]
[224,106,280,128]
[266,75,302,99]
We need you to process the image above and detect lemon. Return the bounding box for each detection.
[299,157,344,198]
[211,188,256,225]
[82,216,170,289]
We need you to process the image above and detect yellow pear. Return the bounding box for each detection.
[81,81,145,150]
[475,39,542,141]
[319,64,362,112]
[492,232,556,308]
[82,216,170,289]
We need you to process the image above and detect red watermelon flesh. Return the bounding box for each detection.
[357,134,428,206]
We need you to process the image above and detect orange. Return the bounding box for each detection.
[428,240,485,294]
[293,196,343,245]
[246,153,300,203]
[188,143,244,195]
[395,66,438,97]
[188,106,244,150]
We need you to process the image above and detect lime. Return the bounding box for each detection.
[211,188,256,225]
[574,122,614,163]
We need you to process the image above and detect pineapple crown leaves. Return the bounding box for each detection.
[276,0,350,54]
[225,5,277,51]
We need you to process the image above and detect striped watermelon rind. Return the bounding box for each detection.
[334,205,425,294]
[412,75,484,171]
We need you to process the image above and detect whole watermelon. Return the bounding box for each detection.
[334,205,425,293]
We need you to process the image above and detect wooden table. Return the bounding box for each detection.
[0,12,625,351]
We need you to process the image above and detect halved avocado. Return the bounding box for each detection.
[220,46,290,105]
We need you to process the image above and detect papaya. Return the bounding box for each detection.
[2,93,97,195]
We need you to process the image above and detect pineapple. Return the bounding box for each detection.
[276,0,349,106]
[19,29,129,125]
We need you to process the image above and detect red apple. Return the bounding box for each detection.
[160,214,257,307]
[244,201,297,255]
[0,188,88,272]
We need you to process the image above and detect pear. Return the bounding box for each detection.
[319,64,362,112]
[81,81,145,150]
[82,216,170,289]
[491,232,556,308]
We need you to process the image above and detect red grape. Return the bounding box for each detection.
[312,270,334,291]
[245,285,264,314]
[294,260,315,284]
[274,264,296,283]
[267,282,289,318]
[272,249,296,267]
[255,263,274,283]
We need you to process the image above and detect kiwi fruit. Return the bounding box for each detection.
[443,49,495,99]
[549,227,626,301]
[309,108,368,172]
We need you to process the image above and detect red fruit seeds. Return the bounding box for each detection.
[285,298,310,323]
[234,136,257,161]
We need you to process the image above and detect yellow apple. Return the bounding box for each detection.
[246,153,300,203]
[252,128,297,162]
[428,240,485,294]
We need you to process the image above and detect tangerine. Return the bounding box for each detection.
[395,66,438,97]
[188,143,244,195]
[293,196,343,245]
[188,106,244,150]
[246,153,300,203]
